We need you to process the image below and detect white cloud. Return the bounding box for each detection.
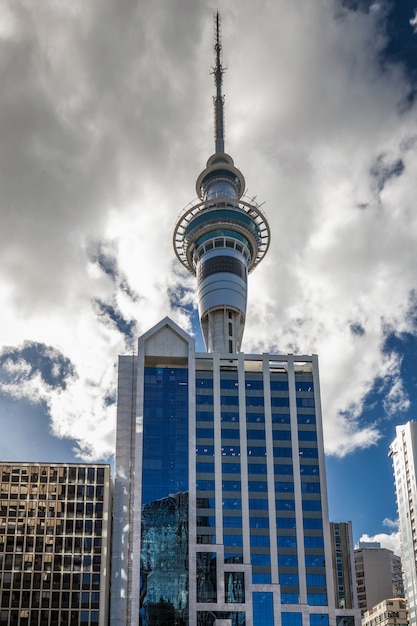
[0,0,417,459]
[359,524,401,555]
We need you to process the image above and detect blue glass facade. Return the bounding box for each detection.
[113,320,360,626]
[140,367,189,626]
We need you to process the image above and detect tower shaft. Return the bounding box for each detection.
[173,12,270,352]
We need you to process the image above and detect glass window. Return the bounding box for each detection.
[296,398,315,408]
[307,594,327,606]
[196,411,214,422]
[298,431,317,441]
[196,428,214,439]
[279,554,298,567]
[298,413,316,424]
[300,465,319,475]
[222,499,241,510]
[223,516,242,528]
[271,397,290,407]
[221,412,239,422]
[222,463,241,474]
[305,555,325,567]
[275,464,293,475]
[196,445,215,456]
[249,481,268,492]
[221,429,240,439]
[247,429,266,440]
[279,573,299,586]
[220,445,241,458]
[250,554,271,567]
[272,413,290,424]
[277,536,297,548]
[282,612,302,626]
[273,430,291,440]
[270,380,289,391]
[252,572,272,584]
[275,482,294,493]
[250,517,269,529]
[222,481,241,492]
[281,593,299,604]
[196,480,215,491]
[301,482,320,494]
[225,572,245,603]
[249,499,269,511]
[248,463,267,474]
[303,518,323,530]
[299,447,318,458]
[196,462,215,474]
[276,517,296,529]
[307,574,326,586]
[196,553,217,603]
[223,535,243,546]
[304,536,324,549]
[247,413,265,423]
[302,500,322,511]
[311,616,328,626]
[274,447,292,458]
[247,446,266,457]
[276,500,295,511]
[253,592,274,626]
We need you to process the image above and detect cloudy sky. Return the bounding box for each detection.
[1,0,417,549]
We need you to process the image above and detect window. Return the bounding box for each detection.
[253,592,274,625]
[225,572,245,603]
[282,612,302,626]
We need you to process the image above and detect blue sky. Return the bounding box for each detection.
[1,0,417,551]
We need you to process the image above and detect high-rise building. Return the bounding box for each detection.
[389,421,417,626]
[362,598,408,626]
[111,13,360,626]
[354,542,404,615]
[0,462,111,626]
[329,522,358,610]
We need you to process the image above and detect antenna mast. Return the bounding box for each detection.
[213,11,225,154]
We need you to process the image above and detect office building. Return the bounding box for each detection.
[0,462,111,626]
[111,13,360,626]
[362,598,408,626]
[354,542,404,614]
[389,421,417,626]
[330,522,358,609]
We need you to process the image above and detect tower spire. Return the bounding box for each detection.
[213,11,225,154]
[173,13,270,353]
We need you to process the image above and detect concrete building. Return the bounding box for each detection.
[362,598,408,626]
[354,542,404,615]
[110,12,361,626]
[330,522,358,610]
[0,462,111,626]
[389,421,417,626]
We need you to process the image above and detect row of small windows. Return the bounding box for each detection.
[0,502,104,518]
[0,590,100,609]
[0,519,103,535]
[0,467,105,485]
[196,377,313,393]
[197,515,323,530]
[0,553,101,572]
[197,411,316,424]
[198,427,317,441]
[0,536,101,553]
[196,445,318,457]
[195,462,318,475]
[196,395,315,408]
[0,609,99,626]
[0,485,105,502]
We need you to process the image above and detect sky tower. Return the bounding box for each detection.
[111,13,360,626]
[173,12,270,353]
